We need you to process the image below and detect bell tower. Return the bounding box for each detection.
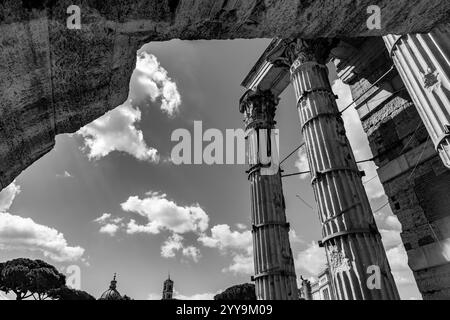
[162,273,174,300]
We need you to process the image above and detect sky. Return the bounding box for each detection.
[0,39,421,300]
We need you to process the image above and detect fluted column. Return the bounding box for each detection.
[383,25,450,168]
[239,89,298,300]
[287,39,399,300]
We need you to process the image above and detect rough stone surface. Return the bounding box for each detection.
[0,0,449,189]
[338,37,450,299]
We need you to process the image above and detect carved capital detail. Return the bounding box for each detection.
[328,245,351,274]
[284,38,333,69]
[239,89,279,129]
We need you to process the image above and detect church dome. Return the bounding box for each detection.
[99,274,122,300]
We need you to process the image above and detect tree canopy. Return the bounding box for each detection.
[48,286,95,300]
[214,283,256,300]
[0,258,66,300]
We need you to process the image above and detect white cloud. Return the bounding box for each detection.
[0,212,85,262]
[198,224,252,252]
[148,290,216,300]
[112,217,123,224]
[122,192,209,235]
[222,252,254,275]
[99,223,120,236]
[235,223,247,230]
[0,181,21,212]
[94,213,124,236]
[77,103,160,162]
[174,291,215,300]
[135,52,181,117]
[56,171,73,178]
[95,191,208,263]
[199,225,302,276]
[0,182,85,263]
[380,229,403,250]
[375,209,404,251]
[199,224,253,275]
[160,233,201,262]
[76,52,181,162]
[375,210,402,231]
[161,233,184,258]
[127,219,159,234]
[289,229,303,244]
[386,245,416,285]
[182,246,201,263]
[94,213,111,223]
[294,147,310,180]
[294,241,327,275]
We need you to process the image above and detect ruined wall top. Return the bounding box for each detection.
[1,0,449,40]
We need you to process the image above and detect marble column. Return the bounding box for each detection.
[383,25,450,168]
[287,39,399,300]
[239,89,298,300]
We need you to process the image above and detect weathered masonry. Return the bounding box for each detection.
[240,24,450,299]
[1,0,449,191]
[1,0,450,301]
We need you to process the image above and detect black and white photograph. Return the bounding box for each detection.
[0,0,449,316]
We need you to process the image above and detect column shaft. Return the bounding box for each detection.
[288,39,400,300]
[383,25,450,168]
[240,89,298,300]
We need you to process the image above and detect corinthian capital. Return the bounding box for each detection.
[284,38,334,66]
[239,89,279,129]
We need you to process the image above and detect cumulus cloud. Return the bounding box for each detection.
[0,182,85,263]
[376,208,404,251]
[76,52,181,162]
[0,212,85,262]
[289,229,304,244]
[122,192,209,235]
[198,224,252,252]
[380,229,403,250]
[199,224,253,275]
[161,233,184,258]
[0,181,21,212]
[182,246,201,263]
[375,210,402,232]
[199,225,302,275]
[222,252,254,275]
[386,245,416,285]
[99,223,120,236]
[94,192,208,263]
[77,103,160,162]
[93,213,124,236]
[160,233,201,262]
[134,52,181,116]
[294,241,327,275]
